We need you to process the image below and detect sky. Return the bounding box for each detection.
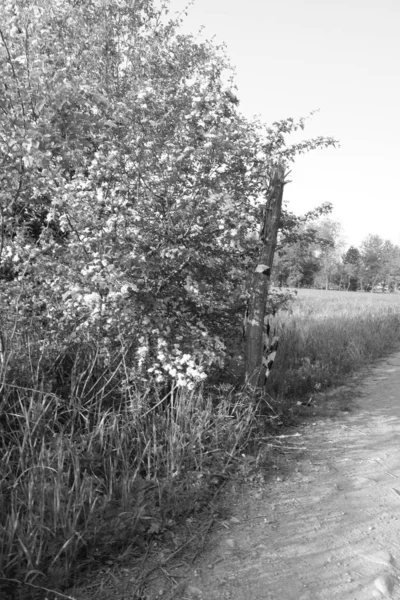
[168,0,400,248]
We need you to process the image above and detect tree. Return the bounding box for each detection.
[311,218,345,290]
[273,235,321,287]
[0,0,337,395]
[360,235,389,291]
[342,246,362,291]
[360,236,400,292]
[384,243,400,291]
[272,213,342,289]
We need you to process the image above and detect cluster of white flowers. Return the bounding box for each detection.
[146,338,207,389]
[136,336,149,370]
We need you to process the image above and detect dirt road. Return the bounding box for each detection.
[182,352,400,600]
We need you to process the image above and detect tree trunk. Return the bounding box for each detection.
[244,164,285,387]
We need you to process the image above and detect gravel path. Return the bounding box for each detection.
[182,352,400,600]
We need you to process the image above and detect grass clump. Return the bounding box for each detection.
[0,355,262,599]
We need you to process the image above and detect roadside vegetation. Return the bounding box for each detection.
[2,290,400,600]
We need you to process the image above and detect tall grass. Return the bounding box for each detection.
[267,289,400,399]
[2,289,400,598]
[0,348,261,599]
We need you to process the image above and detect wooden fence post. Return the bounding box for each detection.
[244,164,285,387]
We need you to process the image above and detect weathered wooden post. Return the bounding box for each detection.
[244,163,285,387]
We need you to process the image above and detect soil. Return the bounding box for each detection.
[175,352,400,600]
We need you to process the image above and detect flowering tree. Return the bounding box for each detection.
[0,0,336,395]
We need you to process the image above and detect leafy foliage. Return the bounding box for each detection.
[359,235,400,291]
[274,221,400,293]
[342,246,362,291]
[273,217,343,289]
[0,0,336,391]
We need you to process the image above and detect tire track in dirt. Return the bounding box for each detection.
[182,352,400,600]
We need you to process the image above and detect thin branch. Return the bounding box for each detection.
[0,578,77,600]
[0,27,26,119]
[157,253,192,294]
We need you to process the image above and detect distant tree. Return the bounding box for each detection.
[273,215,344,289]
[311,218,344,290]
[385,244,400,291]
[342,246,362,291]
[360,235,389,291]
[273,234,321,287]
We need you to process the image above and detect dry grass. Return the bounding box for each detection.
[267,289,400,405]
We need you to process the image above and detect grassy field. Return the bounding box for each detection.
[2,288,400,599]
[267,288,400,401]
